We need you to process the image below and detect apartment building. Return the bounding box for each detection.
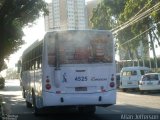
[44,0,86,31]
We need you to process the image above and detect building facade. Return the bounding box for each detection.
[45,0,86,31]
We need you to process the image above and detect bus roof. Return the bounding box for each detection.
[44,29,112,38]
[45,29,112,34]
[22,40,42,56]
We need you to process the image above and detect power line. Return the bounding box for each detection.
[111,2,160,34]
[112,2,160,33]
[119,21,160,47]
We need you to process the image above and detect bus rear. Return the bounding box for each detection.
[42,30,116,113]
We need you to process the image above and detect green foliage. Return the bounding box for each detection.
[0,0,48,71]
[91,0,125,30]
[0,77,5,89]
[91,0,160,63]
[5,68,19,79]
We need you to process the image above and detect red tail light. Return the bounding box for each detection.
[110,82,115,87]
[46,76,51,90]
[46,84,51,90]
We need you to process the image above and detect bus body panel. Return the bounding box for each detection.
[41,64,116,106]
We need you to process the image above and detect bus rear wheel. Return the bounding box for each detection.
[22,87,26,98]
[78,106,96,114]
[26,101,32,108]
[32,90,41,115]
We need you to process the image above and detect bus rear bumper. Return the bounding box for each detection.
[42,90,116,107]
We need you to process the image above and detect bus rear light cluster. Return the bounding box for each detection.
[46,77,51,90]
[110,82,115,88]
[46,84,51,90]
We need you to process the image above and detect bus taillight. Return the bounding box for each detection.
[46,84,51,90]
[46,77,51,90]
[110,82,115,88]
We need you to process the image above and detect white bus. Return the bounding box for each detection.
[120,66,150,91]
[20,30,116,114]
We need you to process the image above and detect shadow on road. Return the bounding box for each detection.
[104,104,160,114]
[118,89,160,96]
[1,80,160,120]
[10,105,160,120]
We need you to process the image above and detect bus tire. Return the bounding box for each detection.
[26,101,32,108]
[22,87,26,98]
[32,90,41,115]
[78,106,96,114]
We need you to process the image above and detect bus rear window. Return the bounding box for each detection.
[59,33,113,64]
[47,31,113,65]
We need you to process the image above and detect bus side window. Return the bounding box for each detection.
[38,44,42,69]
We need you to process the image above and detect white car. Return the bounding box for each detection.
[120,66,150,91]
[139,73,160,94]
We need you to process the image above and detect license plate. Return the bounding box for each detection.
[75,87,87,91]
[147,82,153,85]
[128,82,132,84]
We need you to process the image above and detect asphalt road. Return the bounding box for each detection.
[0,79,160,120]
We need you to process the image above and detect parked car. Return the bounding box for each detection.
[0,75,5,89]
[120,66,150,91]
[139,73,160,94]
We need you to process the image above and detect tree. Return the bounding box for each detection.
[119,0,160,68]
[91,0,160,68]
[0,0,48,71]
[90,0,125,30]
[5,68,19,79]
